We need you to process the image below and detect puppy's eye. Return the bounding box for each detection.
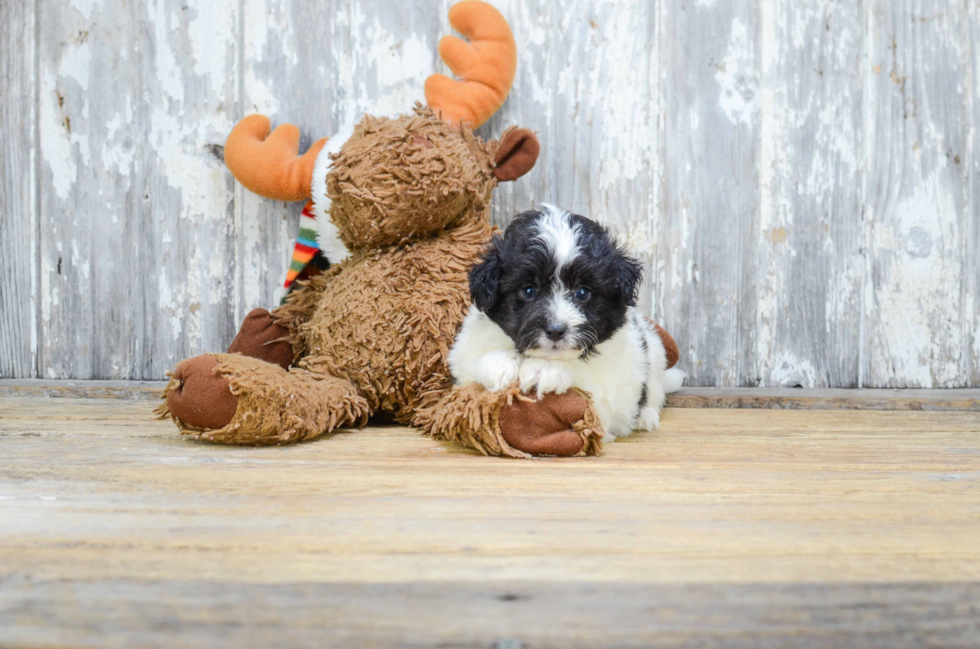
[520,286,537,300]
[574,287,591,302]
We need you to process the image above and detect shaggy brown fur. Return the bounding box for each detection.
[158,107,606,457]
[327,110,496,251]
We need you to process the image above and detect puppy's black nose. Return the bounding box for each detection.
[545,322,568,341]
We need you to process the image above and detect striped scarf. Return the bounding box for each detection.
[277,124,354,304]
[282,200,321,297]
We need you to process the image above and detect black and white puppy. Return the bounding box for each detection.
[448,205,685,440]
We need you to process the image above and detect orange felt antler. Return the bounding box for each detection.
[224,115,327,202]
[424,0,517,128]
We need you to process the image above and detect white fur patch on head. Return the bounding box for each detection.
[311,124,355,263]
[535,204,581,271]
[548,291,586,328]
[544,291,586,358]
[534,205,587,355]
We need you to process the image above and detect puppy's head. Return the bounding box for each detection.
[469,205,642,360]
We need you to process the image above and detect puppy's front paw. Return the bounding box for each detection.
[475,351,521,391]
[519,359,573,396]
[636,406,661,431]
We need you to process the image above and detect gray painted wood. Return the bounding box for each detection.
[864,0,975,388]
[35,0,239,380]
[758,1,865,389]
[36,0,142,379]
[0,0,977,386]
[972,0,980,389]
[135,0,240,379]
[659,1,762,387]
[0,0,37,379]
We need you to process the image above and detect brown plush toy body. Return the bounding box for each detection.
[158,1,677,457]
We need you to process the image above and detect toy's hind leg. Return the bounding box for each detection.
[158,353,370,445]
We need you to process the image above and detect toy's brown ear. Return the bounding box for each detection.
[494,128,540,182]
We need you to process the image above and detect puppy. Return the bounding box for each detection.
[448,205,685,441]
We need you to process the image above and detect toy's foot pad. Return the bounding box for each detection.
[498,392,588,456]
[166,355,239,430]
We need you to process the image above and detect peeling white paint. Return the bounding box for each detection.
[187,0,238,84]
[70,0,104,20]
[58,40,91,92]
[370,30,431,116]
[870,170,963,387]
[242,0,282,114]
[716,18,758,126]
[770,353,818,388]
[147,1,185,105]
[756,0,778,371]
[40,72,77,201]
[101,112,135,173]
[594,1,653,193]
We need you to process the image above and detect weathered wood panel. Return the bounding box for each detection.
[1,0,978,386]
[660,0,761,386]
[0,0,37,379]
[756,1,865,388]
[35,0,239,380]
[864,0,975,388]
[137,0,241,379]
[972,0,980,389]
[36,0,143,379]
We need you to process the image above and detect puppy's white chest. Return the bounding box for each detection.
[565,326,648,438]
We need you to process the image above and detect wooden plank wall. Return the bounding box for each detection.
[0,0,977,387]
[1,0,38,379]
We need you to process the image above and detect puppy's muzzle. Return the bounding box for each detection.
[544,322,568,341]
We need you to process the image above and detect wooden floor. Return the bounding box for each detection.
[1,389,979,648]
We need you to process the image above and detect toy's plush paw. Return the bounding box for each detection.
[518,358,573,396]
[227,308,293,369]
[165,355,239,430]
[475,350,521,391]
[498,391,595,456]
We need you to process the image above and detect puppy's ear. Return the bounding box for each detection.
[469,236,504,311]
[613,252,643,307]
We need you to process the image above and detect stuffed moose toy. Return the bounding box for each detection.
[159,1,675,457]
